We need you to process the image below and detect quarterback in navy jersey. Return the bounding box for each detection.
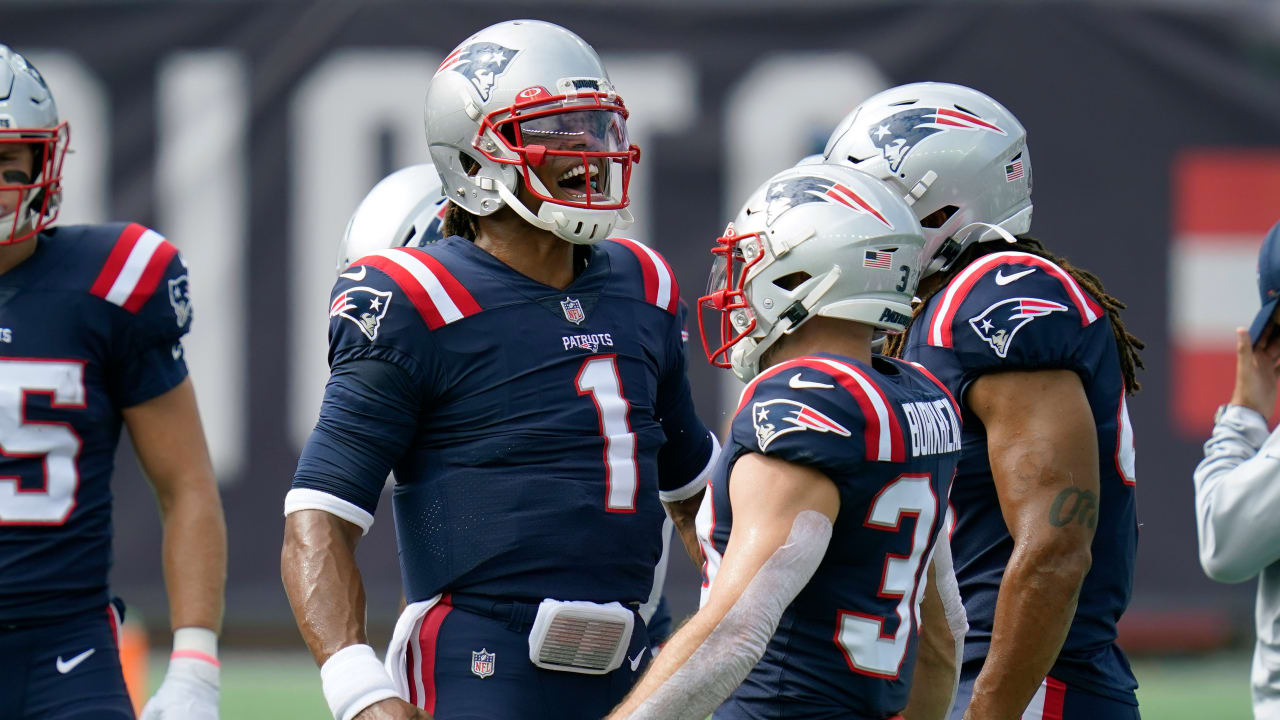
[610,164,967,720]
[0,46,225,720]
[828,82,1142,719]
[282,21,716,720]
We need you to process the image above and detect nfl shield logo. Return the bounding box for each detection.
[561,297,586,325]
[471,648,496,679]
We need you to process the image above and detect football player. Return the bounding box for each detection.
[336,161,678,651]
[827,82,1145,719]
[1194,219,1280,719]
[282,20,718,720]
[0,45,225,719]
[609,163,967,720]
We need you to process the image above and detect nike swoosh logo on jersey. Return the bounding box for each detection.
[56,648,95,674]
[789,373,834,390]
[340,266,367,281]
[628,647,647,671]
[994,268,1037,285]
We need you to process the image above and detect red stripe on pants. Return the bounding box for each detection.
[417,594,453,714]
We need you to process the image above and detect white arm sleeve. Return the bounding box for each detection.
[625,510,833,720]
[931,528,967,715]
[1193,404,1280,583]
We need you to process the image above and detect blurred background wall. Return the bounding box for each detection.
[6,0,1280,658]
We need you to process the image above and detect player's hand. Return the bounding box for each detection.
[139,656,220,720]
[1230,327,1280,419]
[354,698,432,719]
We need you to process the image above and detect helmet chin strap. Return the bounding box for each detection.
[732,266,843,381]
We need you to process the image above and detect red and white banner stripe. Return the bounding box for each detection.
[928,251,1103,348]
[1170,150,1280,437]
[353,248,481,330]
[613,238,679,313]
[89,223,179,313]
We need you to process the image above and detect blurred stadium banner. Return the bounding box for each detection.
[4,1,1279,648]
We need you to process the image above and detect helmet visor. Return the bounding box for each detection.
[519,109,629,153]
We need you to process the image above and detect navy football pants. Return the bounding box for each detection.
[0,606,133,720]
[404,595,651,719]
[950,672,1140,720]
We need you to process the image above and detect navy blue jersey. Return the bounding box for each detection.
[696,353,960,719]
[902,250,1138,702]
[0,223,191,623]
[290,236,715,607]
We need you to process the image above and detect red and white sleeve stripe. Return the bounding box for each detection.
[804,357,906,463]
[928,251,1104,348]
[89,224,179,313]
[612,238,679,314]
[352,248,481,330]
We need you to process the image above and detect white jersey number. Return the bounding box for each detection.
[576,355,638,512]
[836,473,938,679]
[0,360,85,525]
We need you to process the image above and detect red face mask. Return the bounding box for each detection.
[0,121,69,245]
[698,228,765,369]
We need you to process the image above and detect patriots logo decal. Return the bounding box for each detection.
[753,398,851,452]
[868,107,1007,173]
[330,286,393,341]
[167,274,192,328]
[968,297,1068,358]
[762,176,893,228]
[438,42,519,102]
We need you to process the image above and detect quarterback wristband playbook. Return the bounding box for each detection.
[321,644,401,720]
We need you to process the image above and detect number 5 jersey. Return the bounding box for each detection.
[0,224,191,623]
[288,236,717,607]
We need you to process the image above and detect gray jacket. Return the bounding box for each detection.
[1195,404,1280,719]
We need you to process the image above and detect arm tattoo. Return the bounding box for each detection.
[1048,487,1098,529]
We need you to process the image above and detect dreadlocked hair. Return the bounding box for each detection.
[443,202,479,241]
[882,236,1146,395]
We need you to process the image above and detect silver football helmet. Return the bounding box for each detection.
[699,163,926,382]
[0,45,68,245]
[424,19,639,245]
[824,82,1031,276]
[336,163,447,274]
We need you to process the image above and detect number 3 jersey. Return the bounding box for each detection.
[288,236,716,607]
[0,224,191,623]
[902,250,1139,703]
[697,353,961,719]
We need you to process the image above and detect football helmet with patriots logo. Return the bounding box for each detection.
[425,20,639,245]
[699,162,925,382]
[0,45,69,245]
[824,82,1031,276]
[337,163,447,274]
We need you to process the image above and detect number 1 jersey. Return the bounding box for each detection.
[0,224,191,623]
[288,236,716,607]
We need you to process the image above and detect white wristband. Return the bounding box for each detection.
[172,626,219,665]
[320,644,401,720]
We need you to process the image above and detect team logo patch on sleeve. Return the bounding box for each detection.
[167,274,191,328]
[329,287,393,341]
[968,297,1068,358]
[753,398,851,451]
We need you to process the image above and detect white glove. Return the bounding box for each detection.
[140,628,221,720]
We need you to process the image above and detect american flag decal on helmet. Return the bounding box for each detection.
[1005,153,1025,182]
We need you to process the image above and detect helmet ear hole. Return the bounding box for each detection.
[458,152,480,176]
[920,205,959,229]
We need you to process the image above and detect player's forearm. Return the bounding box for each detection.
[964,541,1089,720]
[159,476,227,632]
[904,576,958,720]
[663,490,705,567]
[282,510,370,666]
[606,605,726,719]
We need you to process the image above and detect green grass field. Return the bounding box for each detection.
[188,651,1254,719]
